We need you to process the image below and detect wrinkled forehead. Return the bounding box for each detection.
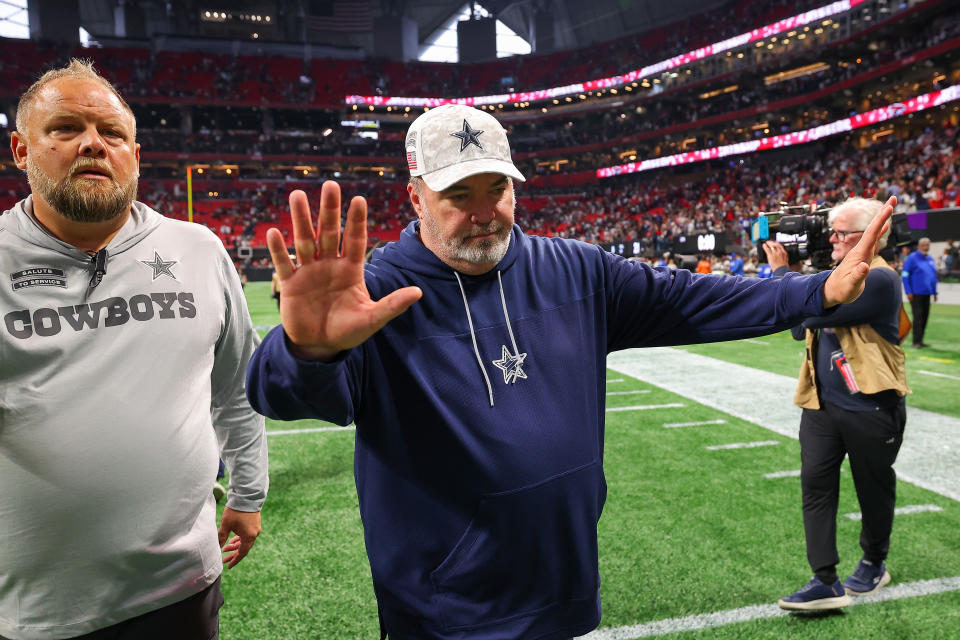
[31,78,134,127]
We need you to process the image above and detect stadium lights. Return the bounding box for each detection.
[321,128,333,136]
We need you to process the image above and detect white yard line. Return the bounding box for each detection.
[916,369,960,382]
[706,440,779,450]
[607,390,651,396]
[763,469,802,478]
[764,468,845,479]
[663,419,727,428]
[266,426,355,436]
[577,576,960,639]
[606,403,686,412]
[844,504,944,521]
[740,339,769,345]
[608,348,960,503]
[607,378,625,383]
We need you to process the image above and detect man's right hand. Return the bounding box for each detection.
[266,182,422,361]
[761,240,802,272]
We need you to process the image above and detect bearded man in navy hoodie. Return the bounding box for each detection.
[247,104,894,640]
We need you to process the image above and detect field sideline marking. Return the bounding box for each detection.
[577,576,960,639]
[763,469,801,478]
[607,348,960,503]
[606,403,685,412]
[706,440,779,450]
[607,390,651,396]
[740,339,769,345]
[607,378,625,383]
[916,369,960,381]
[267,426,355,436]
[918,355,955,364]
[844,504,944,520]
[663,419,727,428]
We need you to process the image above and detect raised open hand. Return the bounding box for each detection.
[266,181,422,361]
[821,195,895,308]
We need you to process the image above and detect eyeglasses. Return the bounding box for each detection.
[831,229,864,241]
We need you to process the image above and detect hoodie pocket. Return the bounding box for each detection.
[429,461,604,632]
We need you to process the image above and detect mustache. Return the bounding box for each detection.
[467,222,504,238]
[70,158,115,181]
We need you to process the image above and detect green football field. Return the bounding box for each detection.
[219,281,960,639]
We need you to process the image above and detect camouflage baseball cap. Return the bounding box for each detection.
[405,104,525,192]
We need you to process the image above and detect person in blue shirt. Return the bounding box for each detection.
[757,262,773,278]
[729,251,745,276]
[901,237,938,347]
[246,104,895,640]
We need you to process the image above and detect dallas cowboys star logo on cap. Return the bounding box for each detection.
[492,345,528,385]
[450,119,484,152]
[140,251,178,280]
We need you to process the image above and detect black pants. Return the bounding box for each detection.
[910,294,931,345]
[1,577,224,640]
[799,402,906,584]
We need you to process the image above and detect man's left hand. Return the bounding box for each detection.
[219,507,262,569]
[822,196,896,308]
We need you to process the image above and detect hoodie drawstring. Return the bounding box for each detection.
[455,271,495,407]
[496,271,521,359]
[454,270,523,408]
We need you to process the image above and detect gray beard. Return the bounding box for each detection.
[27,157,137,223]
[421,204,511,266]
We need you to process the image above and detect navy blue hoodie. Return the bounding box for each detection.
[247,222,832,639]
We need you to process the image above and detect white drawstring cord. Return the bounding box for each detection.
[455,271,495,407]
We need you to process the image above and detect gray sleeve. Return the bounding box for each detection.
[211,248,269,512]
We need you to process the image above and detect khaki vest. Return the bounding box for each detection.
[794,256,912,409]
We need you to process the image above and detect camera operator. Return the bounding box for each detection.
[764,197,910,611]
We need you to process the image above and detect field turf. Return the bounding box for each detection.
[218,281,960,639]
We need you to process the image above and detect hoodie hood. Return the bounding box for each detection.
[374,220,526,280]
[0,195,164,262]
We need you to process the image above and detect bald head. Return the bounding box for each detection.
[17,58,136,138]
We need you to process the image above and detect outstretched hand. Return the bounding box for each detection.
[266,181,422,361]
[821,195,896,308]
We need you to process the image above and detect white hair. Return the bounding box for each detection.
[828,197,889,249]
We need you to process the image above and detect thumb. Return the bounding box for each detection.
[370,286,423,329]
[218,518,230,548]
[852,261,870,280]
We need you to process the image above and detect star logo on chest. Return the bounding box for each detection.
[450,119,484,152]
[492,345,528,385]
[140,251,178,280]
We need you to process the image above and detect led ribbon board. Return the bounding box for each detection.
[344,0,868,108]
[595,84,960,179]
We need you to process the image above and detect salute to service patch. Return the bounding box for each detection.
[10,267,67,291]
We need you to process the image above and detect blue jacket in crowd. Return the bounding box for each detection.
[246,222,833,640]
[902,250,938,295]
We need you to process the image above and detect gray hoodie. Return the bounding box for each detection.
[0,197,268,639]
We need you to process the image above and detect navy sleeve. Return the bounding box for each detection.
[797,268,900,333]
[245,325,361,426]
[602,251,834,351]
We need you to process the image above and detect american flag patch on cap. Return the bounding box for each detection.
[406,150,418,171]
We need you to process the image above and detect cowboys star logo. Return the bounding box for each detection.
[492,345,528,384]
